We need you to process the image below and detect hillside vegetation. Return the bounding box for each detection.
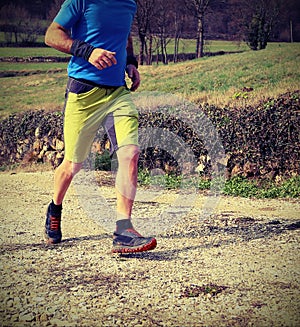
[0,42,299,118]
[138,43,300,107]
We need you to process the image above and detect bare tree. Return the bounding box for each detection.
[155,0,174,64]
[169,0,190,63]
[135,0,158,65]
[184,0,211,58]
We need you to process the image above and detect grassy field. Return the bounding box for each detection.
[138,42,300,107]
[0,46,69,58]
[0,41,299,117]
[0,39,247,58]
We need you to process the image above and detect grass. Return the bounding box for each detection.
[1,42,299,117]
[0,39,246,58]
[0,46,70,58]
[137,170,300,199]
[138,42,300,107]
[0,62,67,72]
[0,72,67,114]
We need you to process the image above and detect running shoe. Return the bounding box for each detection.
[44,203,62,244]
[112,228,157,253]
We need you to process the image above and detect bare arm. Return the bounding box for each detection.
[45,22,117,70]
[126,35,135,57]
[126,35,140,91]
[45,22,73,54]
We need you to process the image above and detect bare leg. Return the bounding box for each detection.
[115,145,140,220]
[53,159,82,205]
[112,144,157,253]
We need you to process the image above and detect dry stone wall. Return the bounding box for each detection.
[0,91,299,181]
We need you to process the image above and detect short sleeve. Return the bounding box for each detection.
[53,0,84,29]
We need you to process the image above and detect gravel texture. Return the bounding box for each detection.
[0,170,299,327]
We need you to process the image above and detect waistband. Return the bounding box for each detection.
[69,77,121,90]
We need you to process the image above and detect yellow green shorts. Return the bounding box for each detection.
[63,78,138,163]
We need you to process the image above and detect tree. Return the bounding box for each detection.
[135,0,193,65]
[172,1,190,62]
[0,0,53,19]
[184,0,211,58]
[274,0,300,42]
[0,3,42,44]
[155,0,174,64]
[48,0,65,21]
[135,0,158,65]
[238,0,283,50]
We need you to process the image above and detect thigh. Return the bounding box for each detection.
[63,79,107,163]
[103,87,139,156]
[104,113,139,156]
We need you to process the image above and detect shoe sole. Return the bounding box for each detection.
[112,238,157,254]
[44,230,61,245]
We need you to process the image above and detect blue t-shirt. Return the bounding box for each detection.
[54,0,137,86]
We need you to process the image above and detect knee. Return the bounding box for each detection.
[59,159,83,177]
[117,145,140,165]
[71,162,83,176]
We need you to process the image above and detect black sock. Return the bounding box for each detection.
[50,200,62,217]
[115,219,133,233]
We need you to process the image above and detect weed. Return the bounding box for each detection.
[232,91,249,100]
[223,176,259,197]
[223,175,300,198]
[94,150,111,171]
[138,171,300,198]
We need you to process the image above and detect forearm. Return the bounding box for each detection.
[126,35,138,68]
[45,22,73,54]
[126,35,135,57]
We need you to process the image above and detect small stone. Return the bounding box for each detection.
[5,298,14,307]
[33,296,45,302]
[19,312,35,322]
[39,313,49,322]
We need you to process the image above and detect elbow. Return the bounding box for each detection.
[44,36,50,47]
[44,22,62,48]
[45,29,53,47]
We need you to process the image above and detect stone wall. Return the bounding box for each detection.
[0,91,299,181]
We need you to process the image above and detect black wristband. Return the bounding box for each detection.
[70,39,95,61]
[126,55,138,69]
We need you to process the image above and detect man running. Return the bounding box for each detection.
[44,0,157,253]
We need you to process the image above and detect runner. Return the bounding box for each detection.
[44,0,157,253]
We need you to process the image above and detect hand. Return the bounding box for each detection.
[88,48,117,70]
[126,64,140,91]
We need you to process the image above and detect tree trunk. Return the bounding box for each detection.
[147,34,153,65]
[196,16,204,58]
[290,20,293,43]
[139,33,146,65]
[174,36,179,63]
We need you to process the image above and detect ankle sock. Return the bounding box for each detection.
[115,219,133,234]
[49,200,62,217]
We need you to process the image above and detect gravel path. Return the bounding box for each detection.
[0,170,299,327]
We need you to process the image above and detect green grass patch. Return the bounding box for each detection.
[137,170,300,198]
[0,46,70,58]
[0,62,67,72]
[0,39,246,58]
[139,43,300,96]
[223,175,300,198]
[0,72,67,115]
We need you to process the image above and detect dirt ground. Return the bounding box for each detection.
[0,169,299,327]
